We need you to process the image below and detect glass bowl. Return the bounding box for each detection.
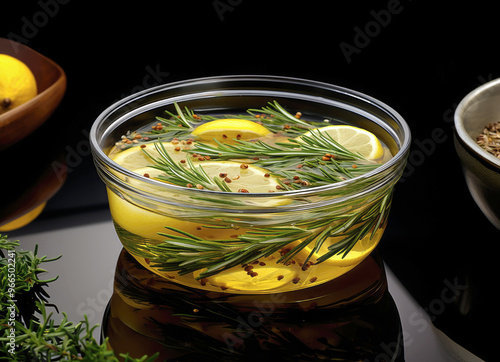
[90,75,411,294]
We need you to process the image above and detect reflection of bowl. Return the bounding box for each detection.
[454,78,500,229]
[0,38,66,150]
[103,248,403,360]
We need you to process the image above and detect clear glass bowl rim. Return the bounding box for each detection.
[90,75,411,210]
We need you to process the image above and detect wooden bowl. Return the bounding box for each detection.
[0,38,66,150]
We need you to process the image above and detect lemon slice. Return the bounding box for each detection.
[298,227,383,268]
[134,161,287,207]
[125,161,283,197]
[194,161,281,193]
[111,141,195,171]
[298,125,383,160]
[128,161,281,194]
[112,142,282,194]
[191,119,272,143]
[195,265,298,291]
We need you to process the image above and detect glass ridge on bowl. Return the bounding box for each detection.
[90,75,411,295]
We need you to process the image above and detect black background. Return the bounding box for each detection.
[2,1,498,360]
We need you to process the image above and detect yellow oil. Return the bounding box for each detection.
[107,114,393,294]
[108,187,386,294]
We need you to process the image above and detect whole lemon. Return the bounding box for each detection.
[0,54,38,116]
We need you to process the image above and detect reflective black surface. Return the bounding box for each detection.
[102,249,404,361]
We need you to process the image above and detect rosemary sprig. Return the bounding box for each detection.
[248,100,313,128]
[201,100,314,135]
[181,128,376,185]
[144,142,230,192]
[143,123,378,191]
[190,129,366,162]
[117,102,207,147]
[141,190,392,279]
[0,234,158,361]
[157,102,201,129]
[126,101,380,188]
[149,225,312,278]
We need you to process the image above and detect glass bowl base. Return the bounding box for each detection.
[101,248,404,361]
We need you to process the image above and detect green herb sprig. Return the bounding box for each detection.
[156,102,202,130]
[0,234,158,361]
[144,142,231,192]
[134,190,393,280]
[145,107,378,190]
[247,100,313,131]
[200,100,315,135]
